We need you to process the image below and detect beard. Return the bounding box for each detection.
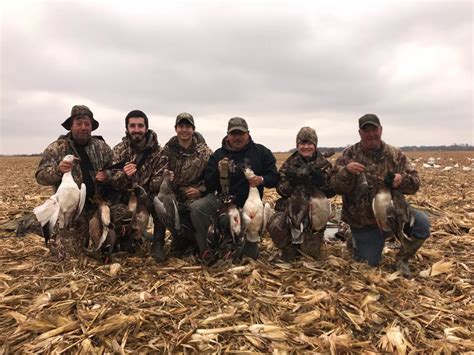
[131,133,144,142]
[128,130,147,145]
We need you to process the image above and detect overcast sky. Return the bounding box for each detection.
[1,0,472,155]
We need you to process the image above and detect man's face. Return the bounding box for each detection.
[227,130,250,151]
[71,116,93,145]
[127,117,147,143]
[175,121,194,142]
[297,141,316,157]
[359,124,383,151]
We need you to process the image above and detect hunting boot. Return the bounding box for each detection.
[301,231,323,260]
[281,243,298,262]
[345,231,355,256]
[151,222,166,263]
[240,241,259,260]
[395,238,425,278]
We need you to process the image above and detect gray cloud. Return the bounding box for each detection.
[1,0,472,155]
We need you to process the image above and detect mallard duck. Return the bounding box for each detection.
[287,185,310,244]
[372,172,414,241]
[309,189,331,232]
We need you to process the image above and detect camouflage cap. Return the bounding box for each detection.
[296,127,318,147]
[61,105,99,131]
[359,113,381,129]
[227,117,249,133]
[175,112,195,127]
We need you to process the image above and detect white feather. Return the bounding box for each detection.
[33,155,85,233]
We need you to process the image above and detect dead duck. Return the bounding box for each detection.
[309,189,331,232]
[372,172,414,241]
[153,169,181,235]
[241,167,266,242]
[34,155,87,237]
[287,185,310,244]
[207,201,242,261]
[89,197,116,263]
[353,172,369,202]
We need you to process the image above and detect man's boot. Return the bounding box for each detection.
[395,238,425,277]
[151,223,166,263]
[301,231,322,260]
[240,241,259,260]
[281,243,298,262]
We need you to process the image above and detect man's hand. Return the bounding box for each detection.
[184,187,201,200]
[346,162,366,175]
[392,173,403,188]
[165,170,175,182]
[95,171,108,182]
[123,162,137,178]
[58,159,73,174]
[248,175,264,187]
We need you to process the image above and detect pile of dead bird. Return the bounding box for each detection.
[0,155,473,353]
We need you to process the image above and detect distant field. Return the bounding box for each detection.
[0,153,473,353]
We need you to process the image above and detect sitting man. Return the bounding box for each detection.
[331,114,430,276]
[267,127,335,261]
[35,105,113,259]
[149,113,212,260]
[194,117,278,263]
[109,110,163,259]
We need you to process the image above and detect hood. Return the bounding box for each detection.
[123,129,160,152]
[165,132,204,157]
[220,135,254,153]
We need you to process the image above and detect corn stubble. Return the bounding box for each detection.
[0,154,472,353]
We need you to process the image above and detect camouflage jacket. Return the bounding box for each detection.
[277,150,336,198]
[149,133,212,202]
[36,133,113,190]
[331,141,420,229]
[109,130,161,194]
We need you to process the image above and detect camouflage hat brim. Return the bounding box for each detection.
[61,116,99,131]
[359,121,381,128]
[176,117,195,127]
[228,125,248,133]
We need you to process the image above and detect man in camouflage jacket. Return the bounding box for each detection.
[149,113,212,260]
[268,127,336,261]
[108,110,163,258]
[36,105,113,259]
[331,114,430,276]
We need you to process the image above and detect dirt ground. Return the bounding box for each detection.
[0,153,473,353]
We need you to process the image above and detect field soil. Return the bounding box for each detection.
[0,153,473,353]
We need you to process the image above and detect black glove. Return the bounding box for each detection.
[384,171,395,187]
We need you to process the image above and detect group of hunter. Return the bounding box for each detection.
[34,105,430,276]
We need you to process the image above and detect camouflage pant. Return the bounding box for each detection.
[267,211,323,260]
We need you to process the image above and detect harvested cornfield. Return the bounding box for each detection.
[0,154,473,354]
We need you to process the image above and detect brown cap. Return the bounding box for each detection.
[61,105,99,131]
[227,117,249,133]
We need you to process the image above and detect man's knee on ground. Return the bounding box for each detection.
[411,209,431,239]
[352,227,386,267]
